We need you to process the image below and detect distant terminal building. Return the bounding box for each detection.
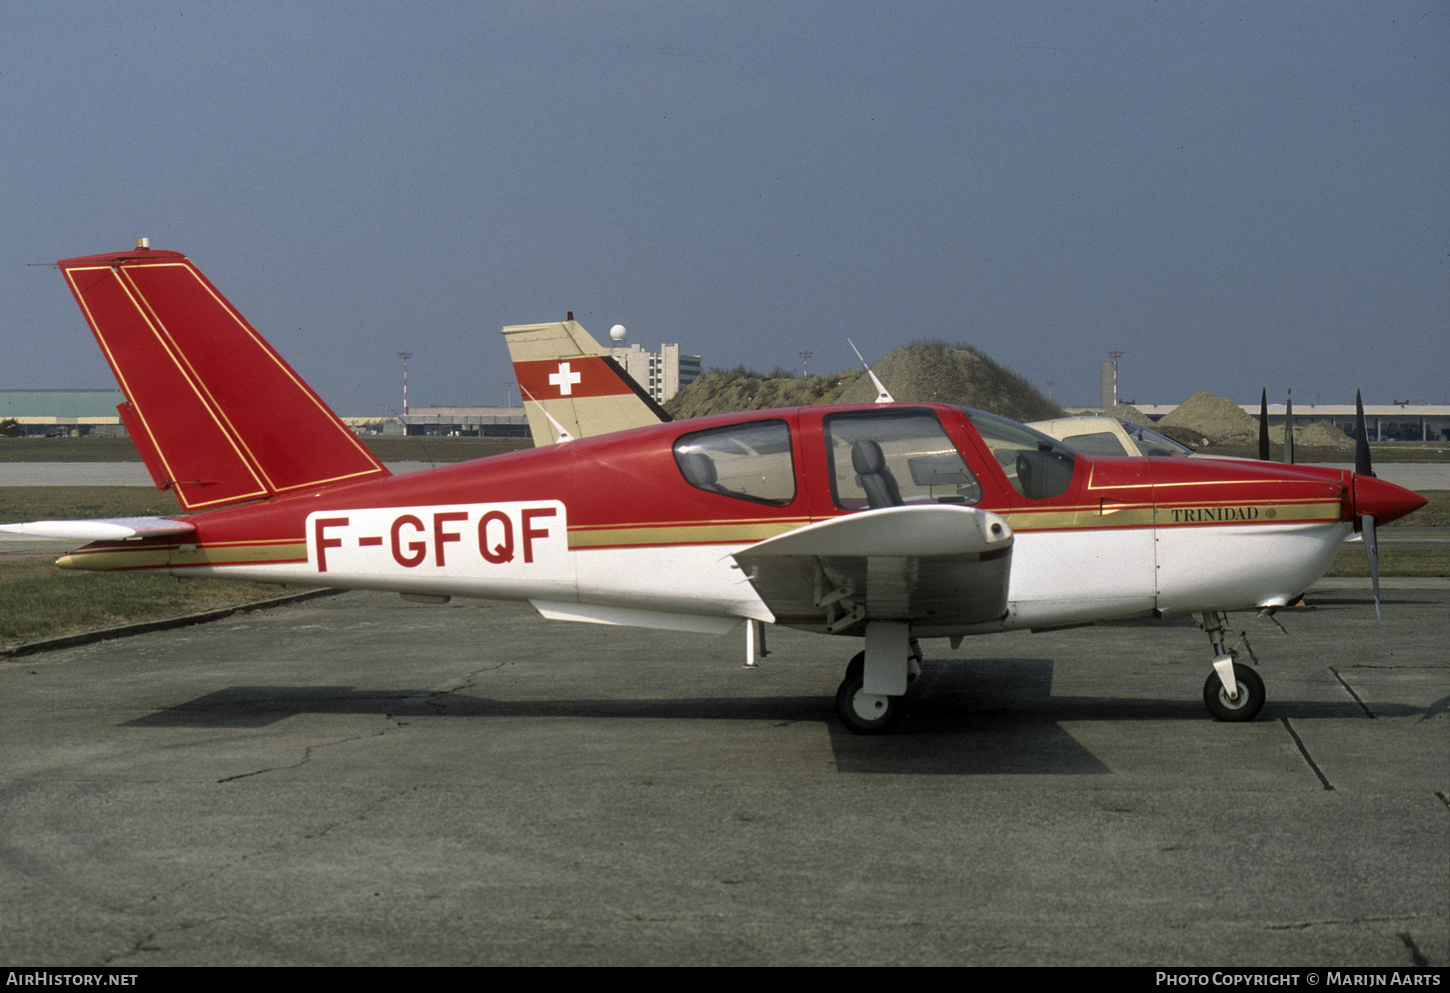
[343,406,528,438]
[608,342,701,404]
[0,389,125,436]
[1127,402,1450,443]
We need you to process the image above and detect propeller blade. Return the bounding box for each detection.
[1354,390,1374,477]
[1258,388,1270,461]
[1284,388,1294,465]
[1363,511,1381,621]
[1353,390,1380,618]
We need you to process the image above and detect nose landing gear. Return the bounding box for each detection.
[1197,611,1266,722]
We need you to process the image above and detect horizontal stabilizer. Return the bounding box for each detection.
[0,517,196,541]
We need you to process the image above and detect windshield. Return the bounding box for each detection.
[1118,420,1195,457]
[964,409,1077,500]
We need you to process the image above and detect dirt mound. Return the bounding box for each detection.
[1295,419,1354,448]
[1158,391,1260,444]
[667,341,1063,421]
[1100,403,1149,423]
[664,368,863,419]
[833,341,1062,421]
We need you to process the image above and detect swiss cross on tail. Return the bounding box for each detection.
[514,355,622,399]
[548,361,583,396]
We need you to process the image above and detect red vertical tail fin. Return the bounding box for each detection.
[58,248,388,511]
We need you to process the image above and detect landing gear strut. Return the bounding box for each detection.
[1197,611,1266,722]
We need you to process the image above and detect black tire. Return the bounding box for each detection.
[1202,662,1265,722]
[835,651,906,735]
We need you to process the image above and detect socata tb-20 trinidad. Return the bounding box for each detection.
[2,246,1426,733]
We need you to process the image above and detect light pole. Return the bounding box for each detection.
[1107,350,1125,405]
[398,352,413,417]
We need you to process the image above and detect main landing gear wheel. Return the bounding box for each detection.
[835,651,906,735]
[1202,662,1265,722]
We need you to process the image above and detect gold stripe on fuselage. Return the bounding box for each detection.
[57,539,306,572]
[567,518,810,549]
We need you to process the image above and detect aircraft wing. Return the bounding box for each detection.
[731,504,1012,633]
[0,517,196,541]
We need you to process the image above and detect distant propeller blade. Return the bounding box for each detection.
[1258,388,1270,461]
[1363,512,1381,621]
[1354,390,1374,478]
[1353,390,1380,619]
[1283,388,1294,465]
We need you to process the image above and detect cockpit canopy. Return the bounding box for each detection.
[671,405,1081,512]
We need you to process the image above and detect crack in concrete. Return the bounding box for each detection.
[385,662,499,722]
[1281,718,1334,791]
[215,731,383,783]
[1328,666,1376,719]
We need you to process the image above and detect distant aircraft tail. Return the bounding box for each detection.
[502,319,669,445]
[57,247,389,511]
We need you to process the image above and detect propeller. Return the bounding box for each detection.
[1353,390,1380,619]
[1283,388,1294,465]
[1258,389,1270,461]
[1354,390,1374,478]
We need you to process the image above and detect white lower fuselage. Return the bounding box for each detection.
[160,508,1352,641]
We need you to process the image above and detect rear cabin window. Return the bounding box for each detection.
[1062,431,1129,457]
[823,410,982,510]
[673,420,796,506]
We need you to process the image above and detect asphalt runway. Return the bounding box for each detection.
[1,583,1445,966]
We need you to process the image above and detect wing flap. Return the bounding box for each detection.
[732,505,1013,632]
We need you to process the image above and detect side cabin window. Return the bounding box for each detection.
[824,410,982,511]
[673,419,796,506]
[966,410,1077,500]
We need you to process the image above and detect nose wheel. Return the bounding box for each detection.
[1202,661,1265,722]
[1197,612,1266,722]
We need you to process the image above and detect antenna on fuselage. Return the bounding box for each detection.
[519,387,575,444]
[848,339,894,404]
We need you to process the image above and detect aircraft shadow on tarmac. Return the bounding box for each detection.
[117,657,1430,776]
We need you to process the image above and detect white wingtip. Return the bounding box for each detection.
[0,517,196,541]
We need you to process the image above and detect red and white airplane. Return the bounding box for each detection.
[3,247,1427,734]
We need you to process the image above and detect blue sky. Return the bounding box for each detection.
[3,1,1446,414]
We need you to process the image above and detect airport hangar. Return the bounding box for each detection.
[5,388,1449,444]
